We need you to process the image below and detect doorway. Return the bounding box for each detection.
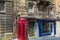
[28,20,38,37]
[37,19,56,37]
[28,22,35,37]
[49,23,54,36]
[41,22,54,36]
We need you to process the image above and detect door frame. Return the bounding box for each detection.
[37,19,56,37]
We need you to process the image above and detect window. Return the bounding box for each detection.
[42,22,50,34]
[24,24,26,37]
[48,8,53,15]
[28,22,35,37]
[42,22,53,34]
[28,3,34,13]
[28,2,35,16]
[0,2,5,11]
[0,14,6,33]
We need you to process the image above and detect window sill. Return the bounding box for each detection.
[4,33,13,35]
[0,11,6,13]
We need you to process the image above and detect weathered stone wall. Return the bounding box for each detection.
[56,21,60,36]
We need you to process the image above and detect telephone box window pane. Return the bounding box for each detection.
[24,24,26,37]
[42,22,50,34]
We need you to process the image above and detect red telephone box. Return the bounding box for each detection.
[17,18,28,40]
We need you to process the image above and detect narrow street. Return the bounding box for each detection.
[29,36,60,40]
[13,36,60,40]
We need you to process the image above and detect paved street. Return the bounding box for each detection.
[29,36,60,40]
[13,36,60,40]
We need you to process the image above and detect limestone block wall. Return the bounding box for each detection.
[56,21,60,36]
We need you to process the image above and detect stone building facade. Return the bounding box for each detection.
[19,0,56,38]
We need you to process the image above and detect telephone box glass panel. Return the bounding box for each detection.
[42,22,50,34]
